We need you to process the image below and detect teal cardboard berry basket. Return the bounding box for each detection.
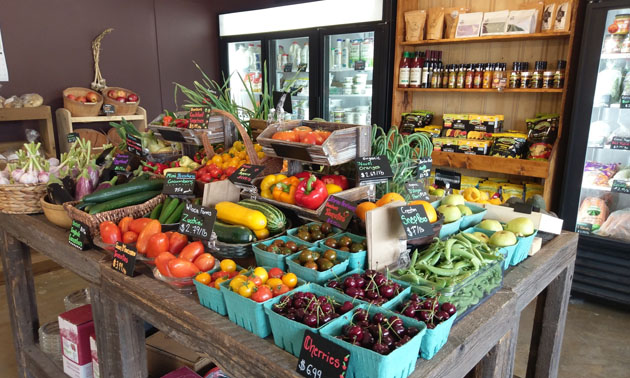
[315,232,367,270]
[286,247,349,284]
[252,236,315,271]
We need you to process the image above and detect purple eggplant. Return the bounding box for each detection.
[93,176,118,194]
[87,164,100,188]
[75,168,93,201]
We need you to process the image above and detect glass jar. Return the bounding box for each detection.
[520,71,532,88]
[543,71,554,88]
[613,14,630,35]
[64,288,91,311]
[39,321,62,363]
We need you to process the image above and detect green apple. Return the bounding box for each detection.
[505,217,535,237]
[437,205,462,223]
[478,219,503,232]
[442,194,465,206]
[457,204,473,216]
[472,232,490,243]
[490,230,517,247]
[433,188,445,197]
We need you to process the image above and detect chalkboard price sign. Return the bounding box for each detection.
[435,168,461,190]
[296,330,349,378]
[319,195,357,230]
[163,172,196,197]
[611,136,630,151]
[189,107,210,129]
[397,205,433,240]
[178,203,216,240]
[111,242,138,277]
[102,104,115,115]
[68,220,91,250]
[67,132,79,144]
[611,180,630,194]
[228,164,265,186]
[126,134,144,157]
[112,153,131,172]
[417,157,432,178]
[355,155,393,184]
[405,182,430,201]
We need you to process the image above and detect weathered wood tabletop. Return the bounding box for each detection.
[0,214,577,378]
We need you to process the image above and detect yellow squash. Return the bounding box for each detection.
[215,201,267,231]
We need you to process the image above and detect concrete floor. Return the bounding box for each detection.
[1,269,629,378]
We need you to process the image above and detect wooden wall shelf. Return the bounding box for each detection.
[400,32,571,46]
[0,106,56,157]
[431,151,550,178]
[397,88,563,94]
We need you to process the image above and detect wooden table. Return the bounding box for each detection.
[0,213,577,378]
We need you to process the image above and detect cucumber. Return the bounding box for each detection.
[238,199,287,234]
[150,203,163,219]
[82,179,164,203]
[88,191,162,214]
[165,202,186,224]
[160,197,172,219]
[213,220,256,244]
[159,198,180,224]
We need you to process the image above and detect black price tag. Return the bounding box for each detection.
[189,106,211,129]
[354,60,366,71]
[620,95,630,109]
[67,132,79,144]
[319,195,357,230]
[284,63,294,72]
[228,164,265,186]
[355,155,394,184]
[178,203,216,240]
[271,143,313,162]
[510,202,533,214]
[296,330,350,378]
[102,104,115,115]
[297,63,308,72]
[611,180,630,194]
[112,153,131,172]
[405,182,430,201]
[159,129,187,143]
[126,134,144,157]
[163,172,196,197]
[576,223,592,235]
[112,242,138,277]
[417,157,432,178]
[68,220,91,250]
[397,205,433,240]
[611,136,630,151]
[435,168,461,190]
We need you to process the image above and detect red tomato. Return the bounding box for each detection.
[99,221,117,237]
[209,167,222,179]
[118,217,133,233]
[268,267,284,279]
[193,253,216,271]
[169,232,188,254]
[294,126,313,141]
[200,173,213,182]
[224,167,237,177]
[136,220,162,254]
[272,283,290,297]
[122,231,138,244]
[129,218,152,234]
[179,241,205,262]
[228,271,239,278]
[167,258,200,278]
[211,270,230,281]
[271,130,298,142]
[146,232,170,258]
[247,275,263,286]
[251,285,273,302]
[100,222,122,244]
[155,252,176,277]
[314,130,331,144]
[301,132,321,145]
[164,231,174,239]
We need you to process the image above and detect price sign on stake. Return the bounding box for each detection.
[102,104,115,115]
[319,195,357,230]
[112,242,138,277]
[417,157,432,178]
[435,168,461,190]
[228,164,265,186]
[68,220,91,250]
[163,172,196,197]
[355,155,393,185]
[189,107,210,129]
[112,153,131,172]
[178,203,216,241]
[126,133,144,157]
[405,182,430,201]
[67,132,79,144]
[296,330,350,378]
[397,205,433,240]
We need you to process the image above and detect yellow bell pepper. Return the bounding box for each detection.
[325,183,343,195]
[260,174,287,199]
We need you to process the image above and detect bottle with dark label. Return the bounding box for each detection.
[509,61,520,89]
[554,60,566,89]
[421,52,431,88]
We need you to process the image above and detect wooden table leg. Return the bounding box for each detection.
[90,287,148,378]
[0,231,39,378]
[471,316,520,378]
[526,262,575,378]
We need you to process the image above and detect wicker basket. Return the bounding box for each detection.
[64,194,165,236]
[0,183,47,214]
[62,87,103,117]
[101,87,140,115]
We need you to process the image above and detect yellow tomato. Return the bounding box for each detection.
[237,151,247,160]
[211,155,223,165]
[195,272,211,285]
[233,141,243,150]
[214,276,228,289]
[257,151,265,159]
[229,277,245,292]
[238,281,256,298]
[221,153,231,162]
[220,259,236,273]
[282,273,298,288]
[254,144,263,152]
[253,267,269,284]
[239,268,250,275]
[267,278,283,288]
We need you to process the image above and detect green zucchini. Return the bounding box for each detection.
[237,199,286,234]
[82,179,164,203]
[150,203,163,219]
[88,190,162,214]
[159,198,180,223]
[165,202,186,224]
[213,220,256,244]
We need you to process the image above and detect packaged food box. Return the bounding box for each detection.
[433,137,459,152]
[59,304,94,378]
[469,114,503,133]
[415,125,442,138]
[457,139,492,155]
[90,333,99,378]
[442,128,469,138]
[490,132,528,158]
[443,113,469,130]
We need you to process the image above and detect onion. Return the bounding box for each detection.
[0,176,9,185]
[11,169,24,182]
[18,171,38,184]
[38,171,50,184]
[48,157,60,167]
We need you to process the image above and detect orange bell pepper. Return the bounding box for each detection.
[272,176,300,204]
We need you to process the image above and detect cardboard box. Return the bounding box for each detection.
[147,332,212,377]
[90,333,99,378]
[59,304,94,378]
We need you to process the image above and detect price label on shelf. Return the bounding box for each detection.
[296,330,349,378]
[405,182,430,201]
[178,203,216,241]
[620,95,630,109]
[417,156,432,178]
[397,205,433,240]
[576,223,592,235]
[112,242,138,277]
[102,104,115,115]
[611,136,630,151]
[435,168,461,190]
[611,180,630,194]
[68,220,91,251]
[163,172,196,197]
[319,195,357,230]
[355,155,393,185]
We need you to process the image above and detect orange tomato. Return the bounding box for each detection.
[180,241,205,262]
[155,252,176,277]
[214,276,228,289]
[238,281,256,298]
[282,273,298,288]
[356,201,377,222]
[122,231,138,244]
[146,232,170,258]
[118,217,133,233]
[375,192,406,207]
[193,253,215,271]
[129,218,152,234]
[314,130,331,144]
[136,220,161,254]
[407,200,438,223]
[167,258,200,278]
[272,283,290,297]
[271,130,298,142]
[168,232,188,255]
[301,132,322,145]
[164,231,174,239]
[267,277,283,288]
[195,272,211,285]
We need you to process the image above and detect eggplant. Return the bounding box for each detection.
[61,176,75,196]
[75,169,94,201]
[46,183,74,205]
[99,167,115,183]
[93,176,118,193]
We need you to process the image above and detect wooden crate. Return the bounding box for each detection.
[148,113,236,147]
[256,120,371,166]
[250,118,267,140]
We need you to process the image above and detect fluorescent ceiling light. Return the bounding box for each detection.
[219,0,383,36]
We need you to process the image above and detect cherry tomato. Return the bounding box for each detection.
[168,232,188,255]
[155,252,176,277]
[229,277,246,292]
[247,275,263,287]
[136,220,161,254]
[211,270,229,281]
[100,222,122,244]
[266,278,283,288]
[195,272,211,285]
[251,285,273,302]
[238,281,256,298]
[268,267,284,279]
[180,241,205,262]
[220,259,237,273]
[193,253,216,271]
[146,232,170,258]
[228,271,238,278]
[253,267,269,284]
[122,231,138,244]
[167,258,200,278]
[282,273,298,288]
[271,283,290,297]
[214,276,228,289]
[117,217,133,233]
[129,218,152,234]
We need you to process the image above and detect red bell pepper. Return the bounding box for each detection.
[294,171,311,181]
[162,115,173,126]
[321,174,349,190]
[294,174,328,210]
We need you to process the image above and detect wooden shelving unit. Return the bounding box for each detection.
[391,0,582,210]
[0,106,56,157]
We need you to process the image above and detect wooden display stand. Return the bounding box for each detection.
[391,0,583,209]
[0,106,56,157]
[56,106,147,153]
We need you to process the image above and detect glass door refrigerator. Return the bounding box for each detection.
[559,0,630,305]
[224,39,264,121]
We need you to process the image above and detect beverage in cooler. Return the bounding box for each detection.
[271,36,310,120]
[225,40,262,117]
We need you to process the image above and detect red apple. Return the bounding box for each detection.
[76,96,87,103]
[116,90,127,98]
[86,92,98,103]
[108,90,117,99]
[67,94,76,101]
[126,93,138,103]
[115,96,126,103]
